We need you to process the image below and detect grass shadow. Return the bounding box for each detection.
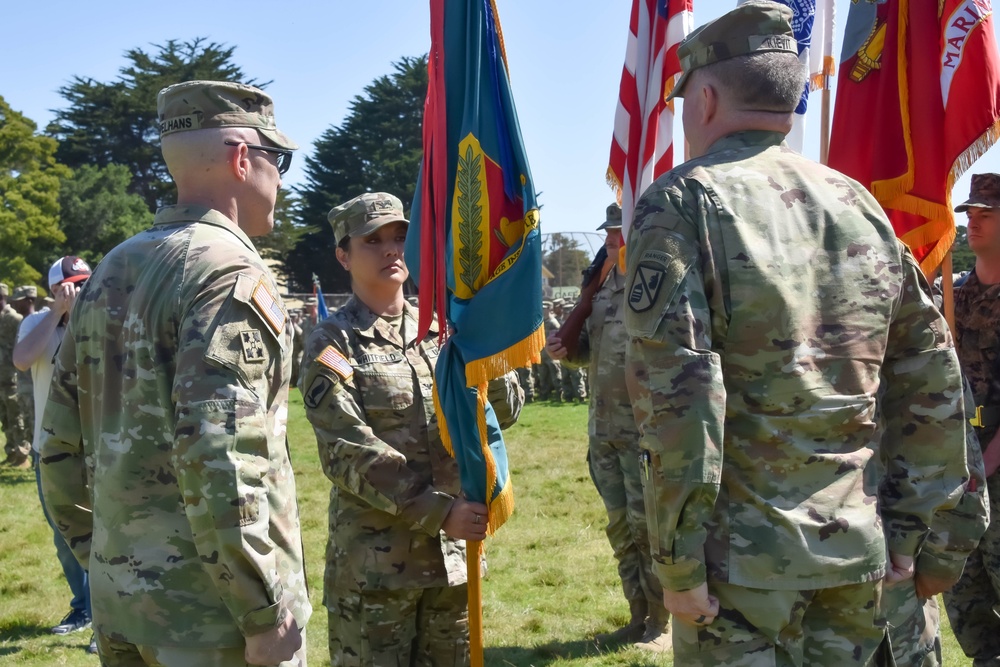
[0,468,34,487]
[486,638,663,666]
[0,617,49,644]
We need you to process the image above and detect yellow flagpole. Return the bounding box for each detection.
[942,250,955,333]
[468,540,484,667]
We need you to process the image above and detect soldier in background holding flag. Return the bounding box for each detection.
[624,3,971,665]
[547,202,669,652]
[300,192,522,666]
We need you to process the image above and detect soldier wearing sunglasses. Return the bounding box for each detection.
[39,81,311,667]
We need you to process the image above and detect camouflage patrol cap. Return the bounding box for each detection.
[597,202,623,231]
[156,80,298,150]
[955,173,1000,212]
[668,0,798,101]
[328,192,408,246]
[11,286,37,302]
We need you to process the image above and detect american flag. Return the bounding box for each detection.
[608,0,693,239]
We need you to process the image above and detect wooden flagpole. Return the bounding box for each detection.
[468,540,484,667]
[942,251,956,333]
[820,87,831,165]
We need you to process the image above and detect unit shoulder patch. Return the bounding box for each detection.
[304,375,334,409]
[240,329,266,362]
[628,252,669,313]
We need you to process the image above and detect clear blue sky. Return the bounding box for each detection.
[2,0,997,235]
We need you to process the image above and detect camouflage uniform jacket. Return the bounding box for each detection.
[568,269,638,443]
[955,271,1000,441]
[952,271,1000,557]
[0,304,22,386]
[39,205,311,647]
[624,130,968,593]
[299,297,520,595]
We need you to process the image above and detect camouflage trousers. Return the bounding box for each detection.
[671,580,885,667]
[883,580,941,667]
[0,385,28,460]
[17,389,33,451]
[562,366,587,402]
[93,629,307,667]
[944,545,1000,664]
[516,366,535,403]
[535,356,562,401]
[588,436,663,614]
[328,584,468,667]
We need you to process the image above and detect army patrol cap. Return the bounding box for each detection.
[156,80,298,150]
[11,286,37,302]
[668,0,798,101]
[328,192,409,246]
[597,202,623,231]
[955,173,1000,212]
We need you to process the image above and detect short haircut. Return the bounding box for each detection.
[701,51,806,112]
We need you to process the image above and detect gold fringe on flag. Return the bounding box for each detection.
[464,323,544,388]
[809,56,837,92]
[433,385,455,458]
[475,383,514,534]
[606,167,624,206]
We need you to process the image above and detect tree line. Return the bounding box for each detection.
[0,39,426,293]
[19,38,933,297]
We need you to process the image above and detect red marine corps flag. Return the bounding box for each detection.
[608,0,693,242]
[829,0,1000,274]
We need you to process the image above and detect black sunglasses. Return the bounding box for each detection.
[224,140,293,175]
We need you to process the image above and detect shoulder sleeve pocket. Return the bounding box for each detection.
[204,273,286,390]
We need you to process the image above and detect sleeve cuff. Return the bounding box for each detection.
[916,546,971,581]
[400,490,455,536]
[653,556,707,592]
[239,598,286,637]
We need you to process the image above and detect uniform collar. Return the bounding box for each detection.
[343,296,438,348]
[703,130,787,158]
[153,204,259,255]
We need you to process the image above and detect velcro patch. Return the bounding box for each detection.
[240,330,266,362]
[251,279,286,335]
[317,346,354,381]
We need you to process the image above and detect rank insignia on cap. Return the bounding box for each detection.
[241,330,266,362]
[251,279,286,335]
[317,345,354,381]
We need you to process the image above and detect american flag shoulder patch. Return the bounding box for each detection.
[317,346,354,381]
[251,279,286,335]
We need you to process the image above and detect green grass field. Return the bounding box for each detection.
[0,395,976,665]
